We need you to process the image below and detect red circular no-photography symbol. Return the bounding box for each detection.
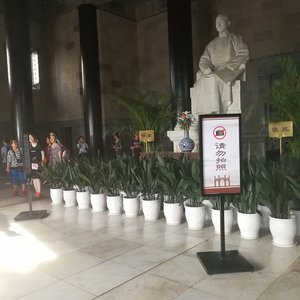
[213,126,226,139]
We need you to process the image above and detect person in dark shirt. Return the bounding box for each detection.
[112,131,122,156]
[130,132,142,158]
[29,133,45,198]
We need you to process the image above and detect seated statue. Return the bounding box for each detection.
[191,14,249,115]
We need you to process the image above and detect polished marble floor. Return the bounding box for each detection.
[0,185,299,300]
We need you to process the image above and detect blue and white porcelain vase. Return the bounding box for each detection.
[179,130,195,152]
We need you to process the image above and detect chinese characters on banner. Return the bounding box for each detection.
[139,130,155,142]
[268,121,293,138]
[201,115,241,195]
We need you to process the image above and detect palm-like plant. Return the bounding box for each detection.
[181,158,203,207]
[266,56,300,156]
[210,195,232,210]
[157,155,189,204]
[71,158,91,192]
[233,157,260,214]
[60,160,76,191]
[39,163,64,189]
[280,156,300,210]
[134,154,160,200]
[114,88,173,151]
[102,158,122,196]
[118,154,140,198]
[87,158,106,194]
[255,160,292,219]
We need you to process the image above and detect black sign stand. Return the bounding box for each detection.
[197,196,254,275]
[197,114,254,275]
[14,134,48,221]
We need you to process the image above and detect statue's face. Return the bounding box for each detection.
[216,15,229,32]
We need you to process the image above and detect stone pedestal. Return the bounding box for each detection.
[167,125,199,153]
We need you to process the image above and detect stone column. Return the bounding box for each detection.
[78,4,103,157]
[167,0,194,125]
[4,0,34,146]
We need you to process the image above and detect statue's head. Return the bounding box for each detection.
[215,14,230,32]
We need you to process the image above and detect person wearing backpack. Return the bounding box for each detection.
[6,139,26,196]
[1,138,10,179]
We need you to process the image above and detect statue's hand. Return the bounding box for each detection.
[226,65,235,71]
[203,67,212,75]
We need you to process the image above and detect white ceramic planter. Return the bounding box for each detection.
[123,197,140,217]
[293,210,300,236]
[202,199,213,221]
[231,204,238,225]
[257,205,271,229]
[63,189,77,207]
[184,201,206,230]
[107,195,123,215]
[211,208,233,235]
[142,199,161,221]
[50,188,63,205]
[163,202,183,225]
[237,212,261,239]
[90,193,107,212]
[76,190,90,210]
[269,216,297,247]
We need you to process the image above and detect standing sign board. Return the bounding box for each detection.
[200,114,241,195]
[197,114,253,275]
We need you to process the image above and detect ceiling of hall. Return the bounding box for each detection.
[23,0,168,22]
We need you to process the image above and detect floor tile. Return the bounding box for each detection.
[0,270,57,300]
[111,245,178,272]
[174,287,227,300]
[18,281,94,300]
[39,250,104,279]
[94,273,187,300]
[65,261,142,295]
[148,254,206,286]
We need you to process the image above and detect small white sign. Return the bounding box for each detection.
[200,115,241,195]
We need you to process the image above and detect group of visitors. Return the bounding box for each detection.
[113,131,142,158]
[1,130,142,198]
[0,130,76,199]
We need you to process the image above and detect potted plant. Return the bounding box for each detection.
[157,155,187,225]
[39,163,63,204]
[114,88,172,151]
[72,158,91,210]
[103,158,123,215]
[135,154,161,221]
[60,160,77,207]
[281,156,300,236]
[210,195,234,235]
[233,157,261,239]
[256,160,297,247]
[181,158,207,230]
[118,155,141,217]
[88,158,107,212]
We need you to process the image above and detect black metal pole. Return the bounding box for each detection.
[220,195,226,260]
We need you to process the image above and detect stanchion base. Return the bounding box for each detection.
[14,210,49,221]
[197,250,254,275]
